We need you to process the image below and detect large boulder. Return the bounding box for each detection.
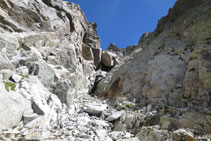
[102,51,115,67]
[0,92,31,131]
[82,44,94,60]
[26,62,55,88]
[0,78,31,131]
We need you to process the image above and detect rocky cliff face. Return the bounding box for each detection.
[0,0,101,134]
[0,0,210,140]
[95,0,211,137]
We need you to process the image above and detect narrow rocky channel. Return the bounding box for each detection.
[0,94,137,140]
[0,0,211,140]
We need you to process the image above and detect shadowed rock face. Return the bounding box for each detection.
[95,0,211,134]
[103,77,122,98]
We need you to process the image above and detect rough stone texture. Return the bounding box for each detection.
[0,0,103,105]
[82,44,94,60]
[0,94,139,140]
[0,0,102,133]
[0,53,14,70]
[83,22,102,66]
[0,33,19,57]
[136,126,173,141]
[0,82,31,131]
[142,54,186,102]
[106,111,124,122]
[95,0,211,136]
[92,47,102,66]
[83,102,107,116]
[173,129,196,141]
[102,51,115,67]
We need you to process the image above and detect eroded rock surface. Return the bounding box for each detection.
[95,0,211,138]
[0,0,102,134]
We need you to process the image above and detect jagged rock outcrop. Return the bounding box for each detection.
[0,0,102,133]
[95,0,211,137]
[96,43,124,72]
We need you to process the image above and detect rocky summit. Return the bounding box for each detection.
[0,0,210,140]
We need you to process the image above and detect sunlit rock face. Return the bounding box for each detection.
[0,0,102,131]
[96,0,211,134]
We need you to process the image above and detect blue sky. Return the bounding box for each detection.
[66,0,177,50]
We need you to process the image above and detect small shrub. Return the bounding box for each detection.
[4,81,16,92]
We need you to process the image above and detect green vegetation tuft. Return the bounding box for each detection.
[153,135,157,141]
[4,81,16,92]
[17,46,23,50]
[19,73,27,80]
[125,103,131,108]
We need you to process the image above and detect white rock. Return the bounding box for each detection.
[92,119,110,127]
[96,129,112,141]
[47,56,56,64]
[77,116,91,126]
[1,69,14,80]
[0,83,31,131]
[23,113,39,124]
[17,66,28,76]
[124,113,135,128]
[24,132,42,140]
[83,103,107,116]
[108,131,135,140]
[113,122,127,132]
[11,74,22,82]
[106,110,125,122]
